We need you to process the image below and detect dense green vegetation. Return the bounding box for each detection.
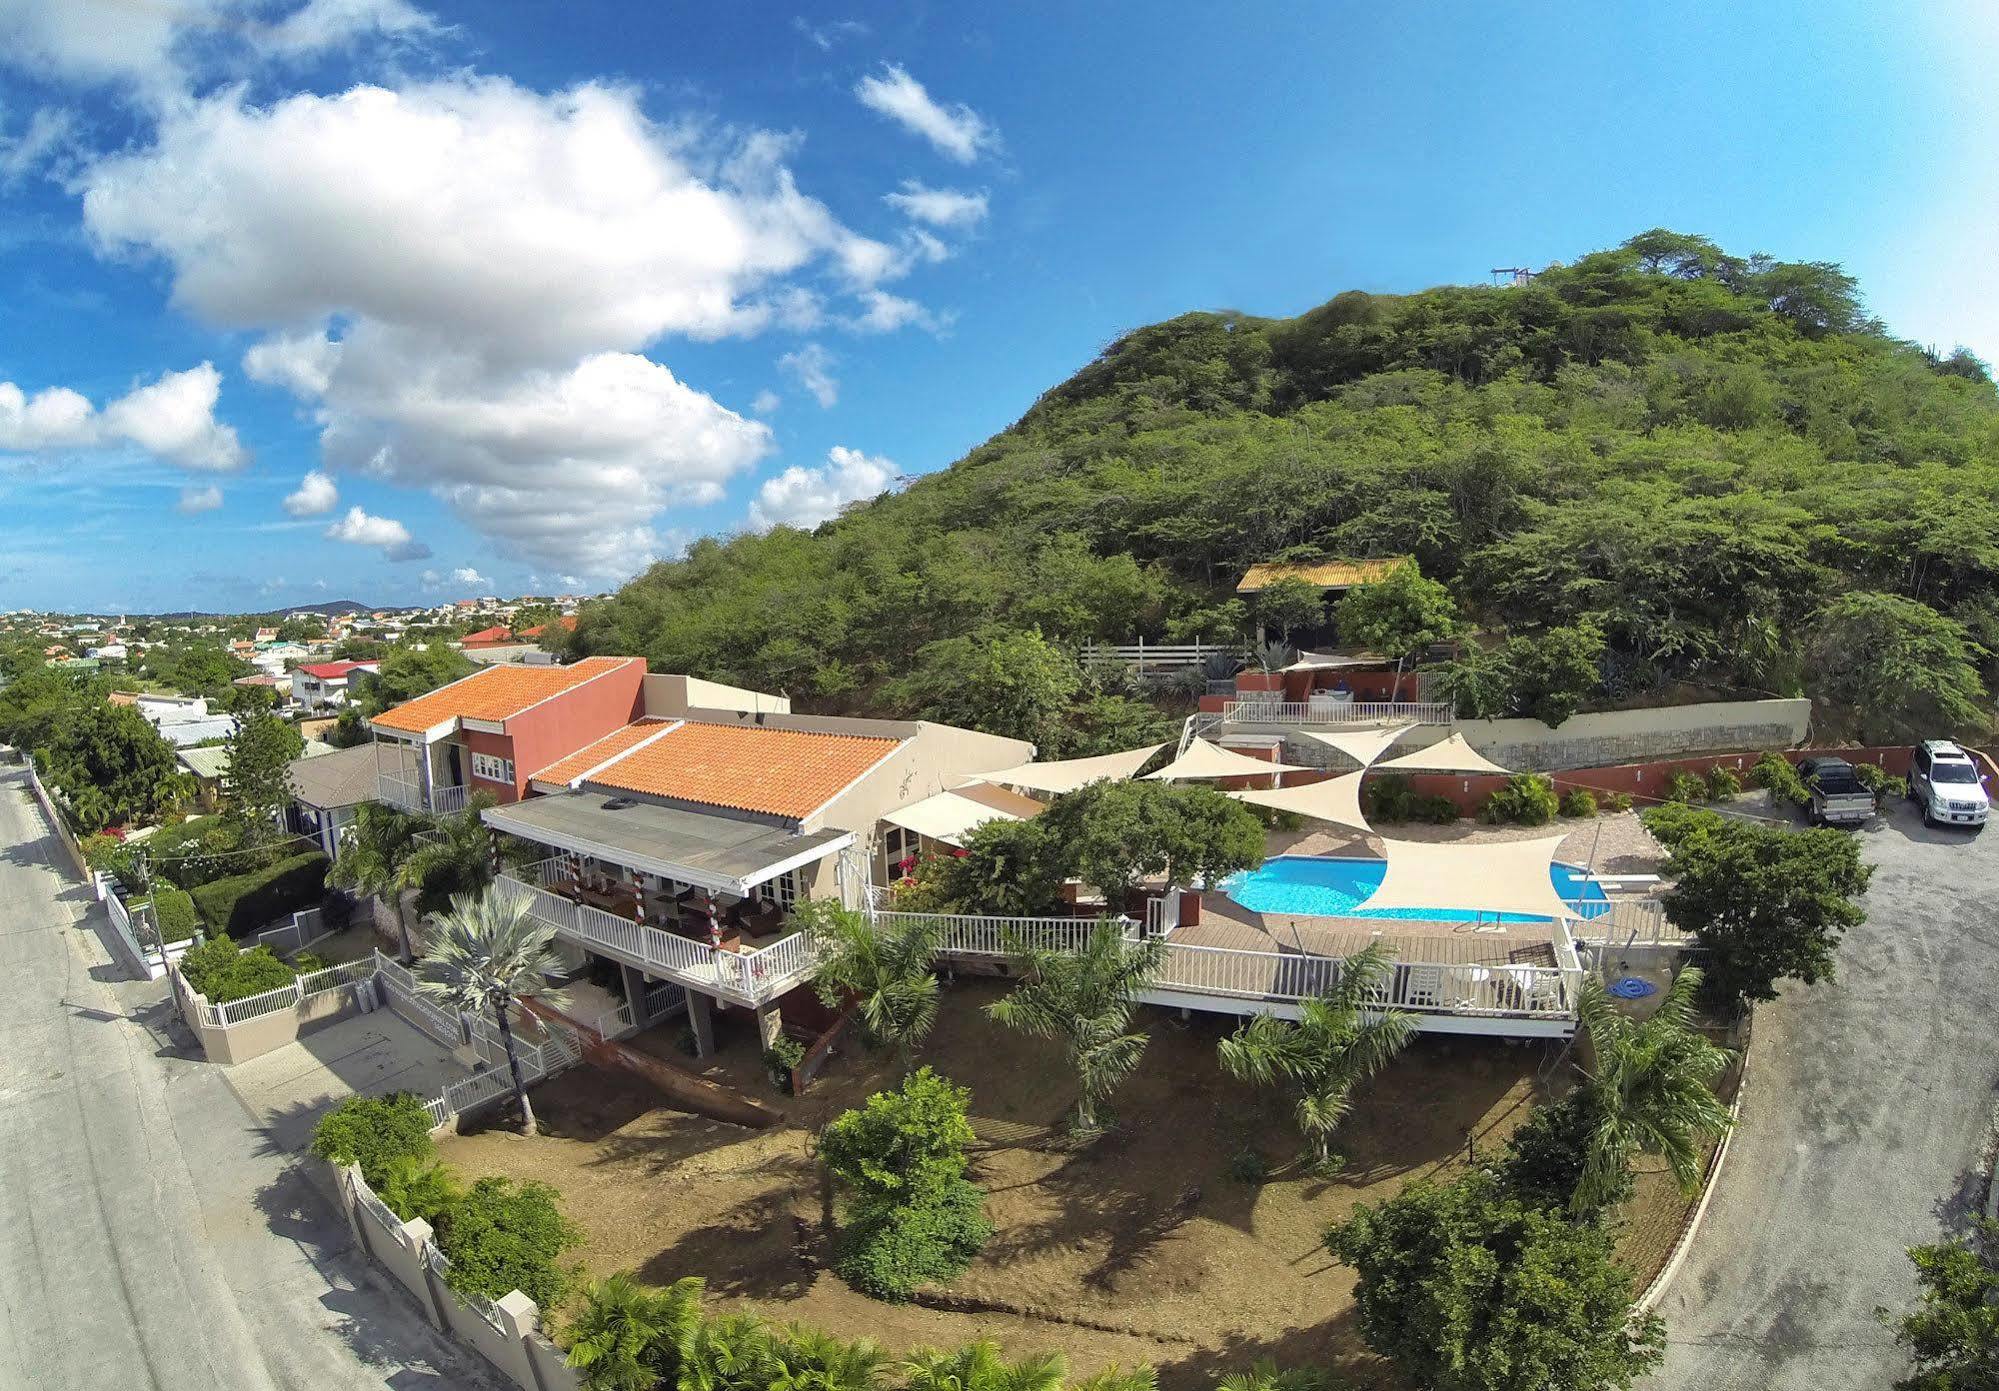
[570,231,1998,741]
[187,849,328,937]
[177,934,299,1002]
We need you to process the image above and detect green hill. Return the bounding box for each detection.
[570,230,1999,746]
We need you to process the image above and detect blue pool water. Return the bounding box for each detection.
[1221,855,1610,922]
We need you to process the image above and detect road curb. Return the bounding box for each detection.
[1636,1014,1752,1314]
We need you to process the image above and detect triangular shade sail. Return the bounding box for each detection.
[1142,738,1312,782]
[1374,732,1512,775]
[1280,650,1384,672]
[1364,834,1576,920]
[880,784,1045,847]
[1229,774,1371,834]
[970,743,1166,795]
[1299,724,1416,768]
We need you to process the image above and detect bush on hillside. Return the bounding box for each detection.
[310,1093,438,1190]
[177,934,298,1002]
[1661,769,1710,804]
[1558,788,1598,819]
[1851,761,1907,800]
[435,1177,582,1312]
[1478,774,1559,826]
[1497,1090,1633,1220]
[1638,802,1724,852]
[1366,773,1460,825]
[144,814,254,889]
[189,851,328,938]
[835,1175,994,1302]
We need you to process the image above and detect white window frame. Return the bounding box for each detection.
[470,751,515,785]
[768,868,805,911]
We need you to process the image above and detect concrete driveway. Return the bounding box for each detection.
[1652,797,1999,1389]
[228,1012,469,1154]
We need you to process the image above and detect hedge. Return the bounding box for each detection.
[189,851,329,938]
[144,884,199,943]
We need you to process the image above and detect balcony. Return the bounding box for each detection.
[376,774,471,816]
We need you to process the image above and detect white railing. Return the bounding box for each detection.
[374,952,466,1047]
[298,958,373,998]
[872,907,1117,959]
[201,957,377,1027]
[1221,699,1455,727]
[644,980,685,1019]
[1147,941,1573,1018]
[1080,639,1241,674]
[492,868,823,1006]
[376,774,423,811]
[256,906,329,955]
[421,1016,586,1129]
[1565,897,1692,947]
[428,783,470,815]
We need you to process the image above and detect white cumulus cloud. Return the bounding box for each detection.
[0,364,244,470]
[449,566,488,587]
[283,469,339,516]
[177,484,223,513]
[750,445,898,531]
[778,343,837,408]
[257,0,438,58]
[326,504,429,560]
[883,181,988,230]
[853,64,996,163]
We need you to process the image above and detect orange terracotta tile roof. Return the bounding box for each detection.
[520,615,578,638]
[583,720,903,820]
[370,656,640,734]
[529,718,676,785]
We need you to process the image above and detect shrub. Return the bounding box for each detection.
[177,935,297,1002]
[436,1176,582,1312]
[1661,769,1709,804]
[1497,1091,1632,1220]
[1704,764,1742,800]
[146,884,198,943]
[1478,774,1559,826]
[821,1068,990,1300]
[1605,791,1634,812]
[1368,774,1460,825]
[310,1092,437,1189]
[83,832,148,889]
[763,1036,805,1094]
[376,1156,463,1226]
[188,851,328,938]
[834,1175,994,1301]
[144,814,251,889]
[1748,751,1810,807]
[1558,788,1598,819]
[1639,802,1724,852]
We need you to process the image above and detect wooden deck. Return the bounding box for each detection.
[1180,892,1561,969]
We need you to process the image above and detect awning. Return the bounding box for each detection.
[971,743,1165,795]
[1375,732,1512,775]
[880,784,1044,847]
[1362,834,1576,920]
[1229,774,1371,834]
[1299,725,1416,768]
[1142,738,1312,782]
[483,792,852,896]
[1279,650,1392,672]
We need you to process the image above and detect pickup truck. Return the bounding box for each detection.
[1798,756,1877,827]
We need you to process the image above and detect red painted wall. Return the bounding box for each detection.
[455,660,646,802]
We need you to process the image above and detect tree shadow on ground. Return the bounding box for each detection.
[1151,1305,1391,1391]
[636,1186,817,1300]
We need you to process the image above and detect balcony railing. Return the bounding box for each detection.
[375,774,470,815]
[1220,699,1456,727]
[494,862,822,1007]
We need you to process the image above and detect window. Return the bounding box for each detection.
[767,869,804,911]
[882,825,920,873]
[470,751,514,785]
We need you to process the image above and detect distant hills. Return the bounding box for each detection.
[143,599,376,620]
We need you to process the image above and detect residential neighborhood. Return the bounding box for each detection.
[3,6,1998,1391]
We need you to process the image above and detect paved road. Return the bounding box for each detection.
[0,767,502,1391]
[1654,798,1999,1389]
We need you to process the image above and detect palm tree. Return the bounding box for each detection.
[566,1272,704,1391]
[1571,965,1735,1216]
[899,1340,1066,1391]
[1216,943,1416,1172]
[767,1325,887,1391]
[680,1312,782,1391]
[987,921,1167,1134]
[414,888,565,1135]
[1074,1369,1158,1391]
[328,800,422,961]
[1215,1364,1327,1391]
[807,900,942,1072]
[398,792,505,924]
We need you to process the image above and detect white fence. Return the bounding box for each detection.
[1220,699,1456,727]
[418,1013,586,1129]
[1081,639,1241,674]
[869,904,1119,959]
[376,775,470,815]
[495,862,822,1006]
[256,906,331,955]
[197,957,377,1028]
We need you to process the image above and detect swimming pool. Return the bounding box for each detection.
[1220,854,1609,922]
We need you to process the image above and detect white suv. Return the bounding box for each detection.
[1908,740,1991,829]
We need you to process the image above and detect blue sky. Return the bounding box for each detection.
[0,0,1994,614]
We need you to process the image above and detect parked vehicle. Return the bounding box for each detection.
[1907,740,1990,829]
[1798,756,1876,827]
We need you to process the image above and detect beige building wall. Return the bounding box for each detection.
[643,675,792,718]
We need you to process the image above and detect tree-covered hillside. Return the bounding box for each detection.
[570,231,1999,744]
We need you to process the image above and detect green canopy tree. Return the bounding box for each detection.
[888,628,1083,744]
[1808,591,1988,741]
[414,888,565,1135]
[358,643,477,715]
[1891,1217,1999,1391]
[1335,561,1458,699]
[1032,779,1265,905]
[989,922,1167,1134]
[1217,943,1417,1172]
[220,708,305,843]
[37,701,191,831]
[328,801,423,961]
[1255,577,1326,642]
[1327,1169,1665,1391]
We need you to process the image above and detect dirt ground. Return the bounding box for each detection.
[445,978,1696,1387]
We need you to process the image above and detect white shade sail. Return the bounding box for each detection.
[1143,738,1312,782]
[1229,774,1371,834]
[1280,650,1383,672]
[880,784,1044,847]
[1299,724,1416,768]
[1375,732,1512,775]
[1363,834,1576,919]
[970,743,1166,795]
